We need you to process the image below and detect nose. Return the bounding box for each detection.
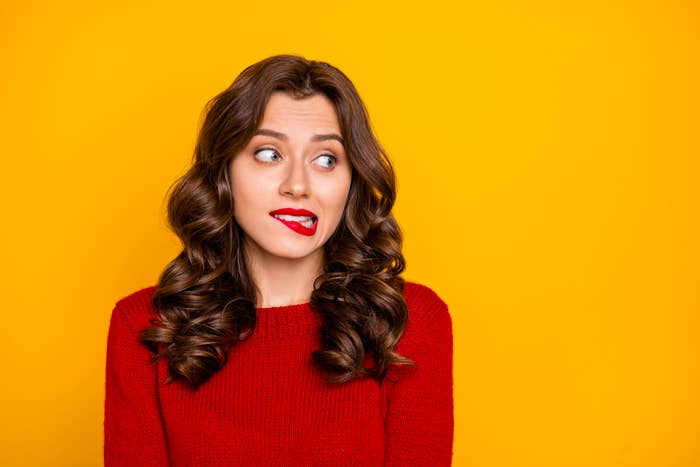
[279,157,309,198]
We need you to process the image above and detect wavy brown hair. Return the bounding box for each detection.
[141,54,414,390]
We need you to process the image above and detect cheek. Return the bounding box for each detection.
[321,178,352,221]
[230,162,263,207]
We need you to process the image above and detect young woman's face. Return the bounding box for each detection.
[230,91,352,263]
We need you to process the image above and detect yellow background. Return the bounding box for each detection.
[2,1,698,466]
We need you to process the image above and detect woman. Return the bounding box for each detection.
[104,54,453,466]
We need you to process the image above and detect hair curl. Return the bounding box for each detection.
[140,54,414,390]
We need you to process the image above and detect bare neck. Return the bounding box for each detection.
[244,240,324,308]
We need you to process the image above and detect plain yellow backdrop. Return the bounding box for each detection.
[2,1,698,466]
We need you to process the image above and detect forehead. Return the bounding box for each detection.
[259,91,340,131]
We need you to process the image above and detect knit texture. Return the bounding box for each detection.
[104,281,453,466]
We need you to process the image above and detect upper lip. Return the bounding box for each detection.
[270,208,317,218]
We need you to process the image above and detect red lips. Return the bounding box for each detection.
[269,208,317,217]
[269,208,318,236]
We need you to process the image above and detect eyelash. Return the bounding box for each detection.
[254,147,338,168]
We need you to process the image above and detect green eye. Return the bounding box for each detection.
[254,148,281,162]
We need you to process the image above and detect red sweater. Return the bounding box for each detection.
[104,281,453,466]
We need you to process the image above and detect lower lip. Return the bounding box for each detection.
[271,215,318,236]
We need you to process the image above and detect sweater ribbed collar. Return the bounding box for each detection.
[253,302,322,337]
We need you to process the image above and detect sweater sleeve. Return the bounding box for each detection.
[383,293,454,466]
[104,303,170,466]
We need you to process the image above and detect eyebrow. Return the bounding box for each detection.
[253,128,345,145]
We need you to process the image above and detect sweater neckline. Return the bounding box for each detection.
[256,301,311,312]
[253,301,320,337]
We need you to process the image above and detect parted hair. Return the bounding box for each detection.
[140,54,414,390]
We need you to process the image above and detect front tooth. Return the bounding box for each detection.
[276,214,310,221]
[273,214,316,229]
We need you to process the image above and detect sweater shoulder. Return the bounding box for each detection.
[402,281,449,320]
[112,285,159,336]
[400,281,451,346]
[391,280,452,366]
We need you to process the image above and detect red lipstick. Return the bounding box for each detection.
[269,208,318,236]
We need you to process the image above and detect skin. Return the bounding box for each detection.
[229,91,353,307]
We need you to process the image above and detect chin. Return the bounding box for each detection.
[286,244,321,257]
[242,229,325,261]
[262,243,320,261]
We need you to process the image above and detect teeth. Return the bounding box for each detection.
[273,214,316,228]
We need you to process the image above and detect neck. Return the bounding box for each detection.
[243,238,324,308]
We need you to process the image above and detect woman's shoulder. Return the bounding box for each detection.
[109,281,450,335]
[402,281,449,318]
[400,281,451,341]
[111,285,158,335]
[393,281,453,362]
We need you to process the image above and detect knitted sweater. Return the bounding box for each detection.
[104,281,453,466]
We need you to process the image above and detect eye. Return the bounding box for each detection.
[254,148,281,163]
[314,154,337,169]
